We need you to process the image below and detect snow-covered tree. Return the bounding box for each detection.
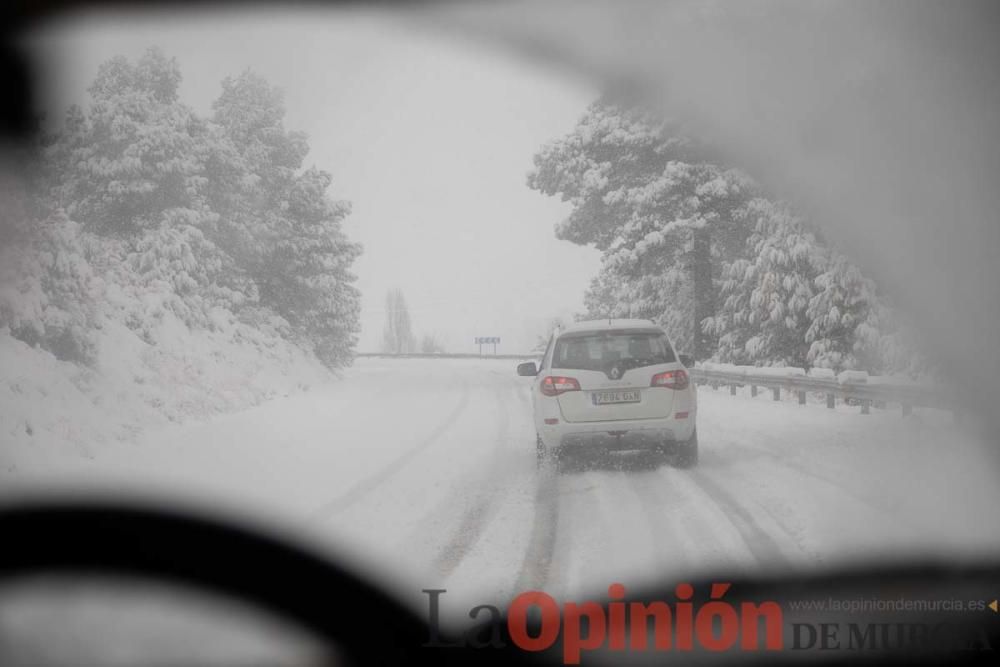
[578,260,696,350]
[420,334,444,354]
[707,199,920,373]
[706,200,818,367]
[532,98,920,372]
[382,289,415,354]
[0,209,100,364]
[210,71,360,367]
[46,49,212,237]
[11,49,361,369]
[37,47,249,335]
[528,99,753,358]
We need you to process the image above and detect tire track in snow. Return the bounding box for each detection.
[430,382,513,578]
[648,466,752,574]
[720,440,920,532]
[542,469,617,596]
[580,469,666,587]
[311,379,471,520]
[512,464,560,592]
[699,443,922,563]
[686,469,792,568]
[626,468,692,575]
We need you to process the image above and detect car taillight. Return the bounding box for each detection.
[651,369,689,390]
[540,376,581,397]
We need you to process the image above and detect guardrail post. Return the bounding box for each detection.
[694,367,932,417]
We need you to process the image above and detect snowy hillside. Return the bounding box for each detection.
[1,49,362,469]
[0,315,329,472]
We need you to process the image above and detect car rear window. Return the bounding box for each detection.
[552,331,676,372]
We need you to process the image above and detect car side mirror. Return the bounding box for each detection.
[678,353,694,368]
[516,361,538,376]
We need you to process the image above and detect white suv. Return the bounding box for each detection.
[517,319,698,468]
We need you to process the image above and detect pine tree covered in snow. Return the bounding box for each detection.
[0,206,100,364]
[3,48,361,370]
[35,49,251,336]
[706,200,818,367]
[45,49,212,236]
[528,99,753,358]
[211,72,361,366]
[706,199,920,373]
[531,99,920,373]
[806,252,905,372]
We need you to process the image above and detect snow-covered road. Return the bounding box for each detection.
[5,357,1000,627]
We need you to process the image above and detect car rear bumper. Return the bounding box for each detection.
[539,416,695,451]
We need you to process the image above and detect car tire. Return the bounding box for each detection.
[536,433,546,467]
[672,429,699,468]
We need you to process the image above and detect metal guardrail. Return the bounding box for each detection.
[690,367,942,416]
[355,353,941,417]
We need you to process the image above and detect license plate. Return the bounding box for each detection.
[592,390,641,405]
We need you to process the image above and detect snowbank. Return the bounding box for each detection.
[699,362,807,379]
[753,366,806,378]
[1,307,331,472]
[837,370,869,384]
